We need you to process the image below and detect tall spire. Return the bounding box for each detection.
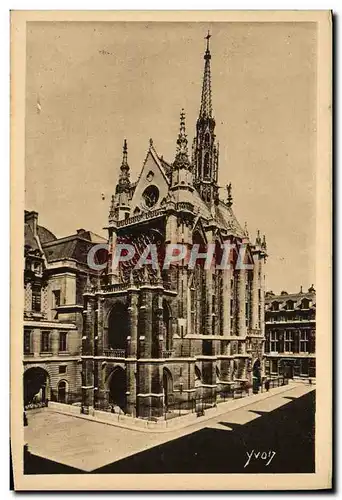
[116,139,130,193]
[199,31,213,119]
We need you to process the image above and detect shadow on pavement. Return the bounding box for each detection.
[93,390,315,474]
[24,390,315,475]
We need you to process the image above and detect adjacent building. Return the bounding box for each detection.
[23,210,105,407]
[81,36,268,419]
[264,286,316,380]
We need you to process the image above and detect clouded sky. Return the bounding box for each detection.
[25,21,317,293]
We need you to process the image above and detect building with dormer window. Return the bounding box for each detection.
[264,286,316,379]
[23,210,106,408]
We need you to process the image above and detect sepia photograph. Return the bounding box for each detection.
[10,10,332,491]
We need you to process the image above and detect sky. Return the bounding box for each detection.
[25,21,317,294]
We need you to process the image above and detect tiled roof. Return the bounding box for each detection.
[37,225,57,244]
[265,291,316,304]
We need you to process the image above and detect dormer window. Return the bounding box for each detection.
[301,298,310,310]
[272,301,279,311]
[286,300,294,310]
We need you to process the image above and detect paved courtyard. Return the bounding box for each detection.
[24,383,315,474]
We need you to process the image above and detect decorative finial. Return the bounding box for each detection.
[108,194,116,222]
[300,285,303,294]
[244,222,249,238]
[122,139,128,166]
[174,109,190,170]
[149,138,153,148]
[261,234,267,251]
[256,229,261,246]
[226,183,233,207]
[85,274,92,293]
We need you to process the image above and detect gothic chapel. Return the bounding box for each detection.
[81,34,268,418]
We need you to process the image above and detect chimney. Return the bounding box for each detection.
[77,229,86,234]
[24,210,38,237]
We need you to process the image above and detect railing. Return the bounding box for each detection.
[102,280,177,293]
[116,208,165,228]
[176,202,194,212]
[104,349,126,358]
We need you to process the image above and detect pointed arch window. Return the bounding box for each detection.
[204,132,210,147]
[203,152,210,178]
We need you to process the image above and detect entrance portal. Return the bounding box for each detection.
[108,367,126,412]
[24,367,49,407]
[57,380,68,403]
[252,359,262,394]
[163,368,173,408]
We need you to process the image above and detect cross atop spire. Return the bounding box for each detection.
[205,30,211,59]
[199,31,213,118]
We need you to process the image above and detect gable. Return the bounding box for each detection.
[129,149,170,215]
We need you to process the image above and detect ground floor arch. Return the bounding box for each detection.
[107,366,127,412]
[24,367,50,406]
[57,379,68,403]
[162,367,173,408]
[252,358,262,394]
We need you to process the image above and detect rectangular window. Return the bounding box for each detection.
[41,331,50,352]
[270,331,278,352]
[32,285,41,312]
[301,359,309,376]
[59,332,67,352]
[59,365,67,374]
[300,330,309,353]
[24,330,31,354]
[271,360,278,374]
[52,289,61,308]
[284,330,293,352]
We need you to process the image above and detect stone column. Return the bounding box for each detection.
[96,296,104,356]
[127,291,138,358]
[126,290,139,417]
[236,268,246,337]
[81,294,95,415]
[222,267,231,337]
[260,258,266,338]
[251,254,260,330]
[136,288,153,418]
[108,227,120,285]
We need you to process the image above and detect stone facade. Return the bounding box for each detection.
[264,286,316,380]
[23,210,106,407]
[81,37,268,418]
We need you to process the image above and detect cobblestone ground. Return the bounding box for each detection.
[24,384,314,473]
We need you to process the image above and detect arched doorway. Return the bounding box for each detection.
[57,380,68,403]
[108,367,126,412]
[252,359,262,394]
[108,302,129,351]
[23,367,50,407]
[163,368,173,408]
